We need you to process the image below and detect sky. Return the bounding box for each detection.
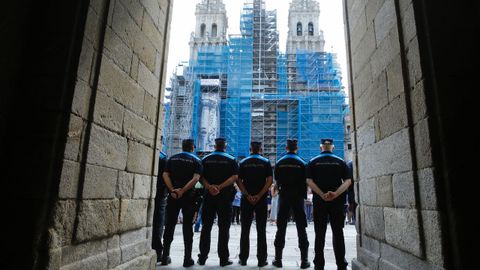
[165,0,348,92]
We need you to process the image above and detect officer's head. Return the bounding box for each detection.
[286,139,298,153]
[214,137,227,151]
[250,141,262,154]
[182,139,195,152]
[320,138,334,152]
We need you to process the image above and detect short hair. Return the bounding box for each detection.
[215,137,226,150]
[250,141,262,153]
[182,139,195,151]
[286,139,298,151]
[321,138,334,144]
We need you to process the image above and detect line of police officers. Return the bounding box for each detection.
[152,137,352,270]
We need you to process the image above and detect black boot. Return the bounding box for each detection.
[272,248,283,268]
[300,248,311,269]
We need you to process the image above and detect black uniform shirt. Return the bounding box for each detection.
[274,152,307,198]
[202,151,238,191]
[156,151,168,193]
[306,151,350,203]
[164,152,202,189]
[239,154,273,196]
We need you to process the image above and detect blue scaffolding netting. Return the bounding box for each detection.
[164,0,347,162]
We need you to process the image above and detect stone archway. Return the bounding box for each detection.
[1,0,475,269]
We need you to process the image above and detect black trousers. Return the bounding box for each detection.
[199,192,233,261]
[232,205,240,224]
[152,187,168,256]
[274,194,309,254]
[239,197,268,262]
[313,200,348,269]
[162,192,195,259]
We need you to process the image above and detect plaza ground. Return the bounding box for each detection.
[157,222,356,269]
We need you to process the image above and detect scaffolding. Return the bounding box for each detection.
[164,0,346,161]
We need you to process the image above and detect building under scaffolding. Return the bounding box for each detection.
[164,0,346,162]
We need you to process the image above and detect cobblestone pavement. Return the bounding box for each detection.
[156,221,356,270]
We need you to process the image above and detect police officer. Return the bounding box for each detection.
[198,138,239,267]
[272,139,310,269]
[306,139,352,270]
[160,139,202,267]
[236,141,273,267]
[152,149,167,264]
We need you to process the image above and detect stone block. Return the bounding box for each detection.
[359,178,377,206]
[93,91,124,133]
[371,26,400,80]
[355,71,388,127]
[366,0,385,23]
[353,59,372,101]
[422,210,445,267]
[379,258,403,270]
[400,2,417,45]
[113,255,151,270]
[356,118,376,151]
[384,207,421,256]
[64,114,84,161]
[358,128,412,179]
[117,171,134,198]
[77,40,95,83]
[357,246,380,270]
[98,56,144,114]
[375,94,408,140]
[386,54,404,102]
[348,0,366,29]
[87,124,128,170]
[72,79,92,119]
[155,51,162,76]
[138,57,160,98]
[142,12,163,51]
[127,141,154,174]
[133,174,152,199]
[105,234,121,268]
[392,171,416,208]
[352,27,376,78]
[362,234,381,254]
[350,5,367,52]
[406,38,423,86]
[362,206,385,240]
[130,54,140,81]
[107,247,121,268]
[104,27,133,73]
[418,167,437,210]
[61,253,108,270]
[123,109,155,146]
[134,31,157,72]
[120,241,147,263]
[414,118,433,169]
[379,242,432,269]
[141,0,160,26]
[376,175,393,206]
[76,199,120,242]
[119,0,144,27]
[61,237,107,266]
[411,79,427,124]
[112,0,141,48]
[84,7,103,49]
[51,200,77,248]
[119,199,148,231]
[143,93,158,125]
[374,0,396,45]
[83,164,118,199]
[59,160,80,199]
